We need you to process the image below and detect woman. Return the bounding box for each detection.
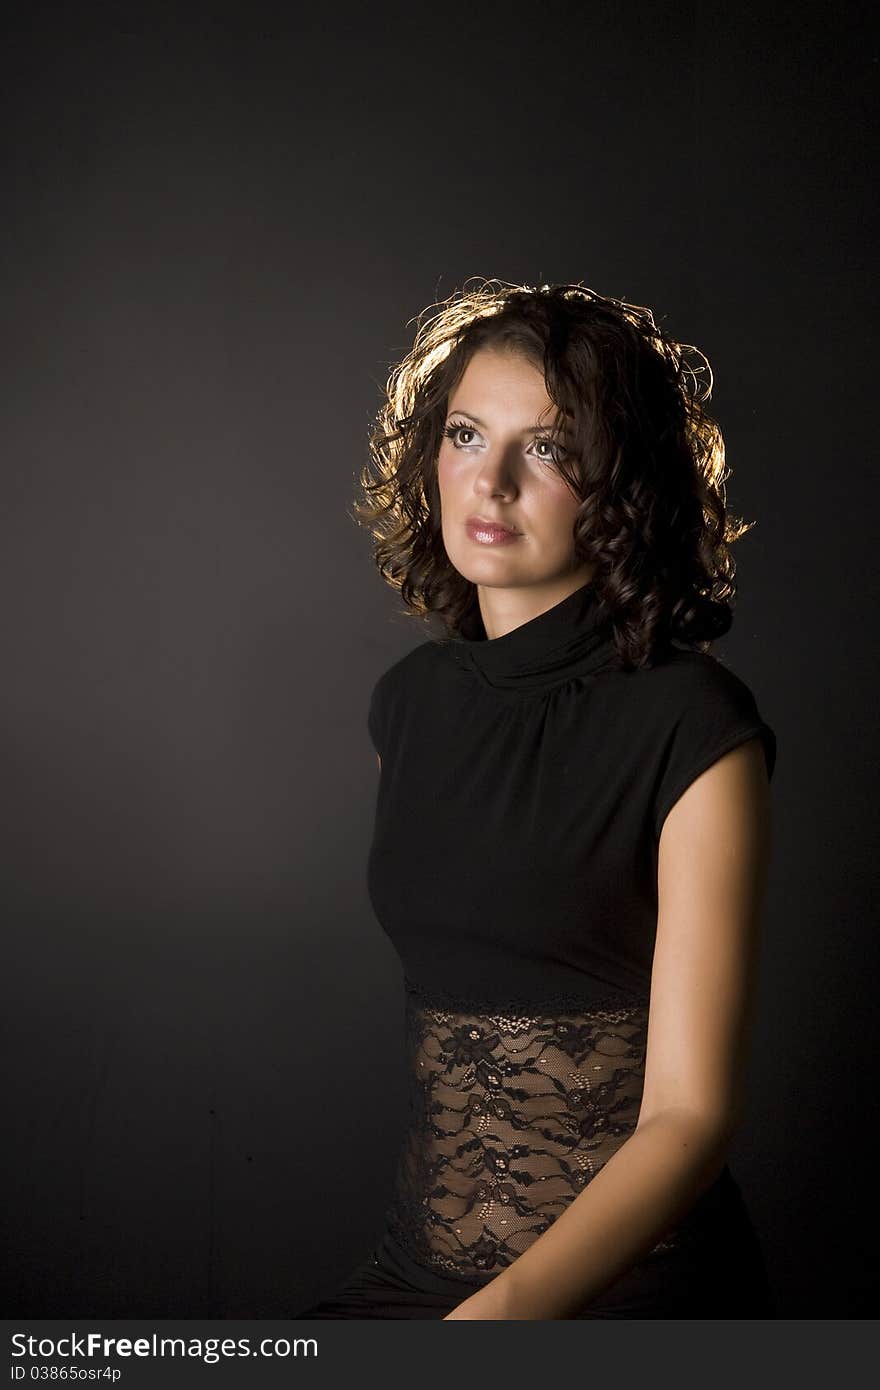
[295,278,778,1319]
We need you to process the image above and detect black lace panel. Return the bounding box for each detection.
[383,981,681,1283]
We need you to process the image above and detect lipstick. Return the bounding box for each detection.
[465,516,522,546]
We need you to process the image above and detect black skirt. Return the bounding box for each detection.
[293,1164,777,1320]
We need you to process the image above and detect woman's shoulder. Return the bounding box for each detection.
[627,645,778,816]
[612,645,776,765]
[366,640,447,759]
[369,638,442,700]
[621,643,765,710]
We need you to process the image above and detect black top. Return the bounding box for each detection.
[364,579,778,1284]
[367,578,777,1012]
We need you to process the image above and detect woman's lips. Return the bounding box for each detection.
[465,516,522,546]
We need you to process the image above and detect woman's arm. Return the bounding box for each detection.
[444,735,773,1320]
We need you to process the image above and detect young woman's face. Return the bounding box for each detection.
[437,345,590,591]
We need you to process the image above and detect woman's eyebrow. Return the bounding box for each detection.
[447,409,567,434]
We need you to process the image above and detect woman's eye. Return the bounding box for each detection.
[533,438,566,464]
[443,421,479,447]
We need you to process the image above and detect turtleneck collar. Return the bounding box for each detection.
[444,580,621,692]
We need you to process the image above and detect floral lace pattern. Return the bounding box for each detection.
[383,979,681,1283]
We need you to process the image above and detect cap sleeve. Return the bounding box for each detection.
[653,656,777,840]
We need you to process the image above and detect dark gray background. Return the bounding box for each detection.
[2,0,876,1317]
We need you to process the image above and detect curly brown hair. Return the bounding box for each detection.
[352,276,757,670]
